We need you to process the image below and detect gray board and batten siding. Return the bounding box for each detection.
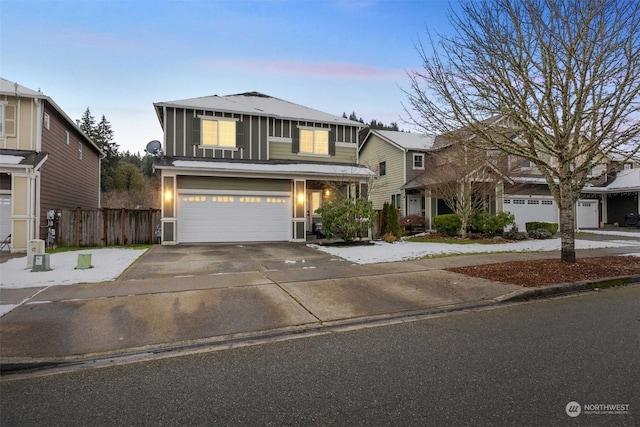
[160,106,360,163]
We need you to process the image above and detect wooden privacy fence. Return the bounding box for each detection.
[55,208,161,247]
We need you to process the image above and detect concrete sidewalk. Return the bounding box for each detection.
[1,244,638,372]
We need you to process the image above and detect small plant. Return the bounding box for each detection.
[469,211,515,236]
[525,221,558,235]
[503,228,528,240]
[528,228,553,239]
[383,232,397,243]
[433,214,462,237]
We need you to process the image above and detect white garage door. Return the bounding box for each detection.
[178,194,290,243]
[504,197,558,230]
[577,200,598,229]
[0,195,11,249]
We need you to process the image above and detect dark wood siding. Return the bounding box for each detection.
[39,101,101,240]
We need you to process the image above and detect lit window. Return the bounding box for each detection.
[413,153,424,169]
[202,119,236,148]
[299,129,328,155]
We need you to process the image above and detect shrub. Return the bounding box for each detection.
[316,197,375,243]
[380,202,402,238]
[525,222,558,235]
[503,229,528,240]
[528,228,553,239]
[433,214,462,237]
[469,211,516,236]
[400,214,426,229]
[382,232,397,243]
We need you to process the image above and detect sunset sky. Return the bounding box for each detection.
[1,0,457,153]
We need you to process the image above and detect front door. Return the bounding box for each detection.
[408,196,422,215]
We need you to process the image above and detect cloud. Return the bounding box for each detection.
[204,58,406,81]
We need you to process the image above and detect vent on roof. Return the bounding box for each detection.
[233,91,271,98]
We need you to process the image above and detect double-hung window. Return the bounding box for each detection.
[379,161,386,176]
[202,118,236,148]
[0,103,16,137]
[413,153,424,170]
[299,128,329,155]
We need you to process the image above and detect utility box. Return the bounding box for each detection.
[27,239,45,269]
[32,253,51,272]
[75,253,93,269]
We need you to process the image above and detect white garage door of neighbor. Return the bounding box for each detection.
[0,195,11,246]
[577,200,599,229]
[504,197,558,230]
[178,194,290,243]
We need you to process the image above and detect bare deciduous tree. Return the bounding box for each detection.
[404,0,640,262]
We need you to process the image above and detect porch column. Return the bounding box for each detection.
[292,180,306,240]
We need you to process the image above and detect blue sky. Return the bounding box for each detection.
[1,0,455,153]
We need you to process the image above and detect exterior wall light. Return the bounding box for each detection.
[164,190,173,202]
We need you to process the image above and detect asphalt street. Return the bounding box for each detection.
[2,285,638,426]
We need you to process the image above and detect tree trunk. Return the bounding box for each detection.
[558,183,577,263]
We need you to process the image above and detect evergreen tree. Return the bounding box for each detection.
[78,107,97,141]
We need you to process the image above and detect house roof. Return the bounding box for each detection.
[154,157,375,180]
[0,149,49,170]
[584,168,640,193]
[154,92,363,127]
[361,129,435,153]
[0,77,103,156]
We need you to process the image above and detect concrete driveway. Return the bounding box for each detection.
[118,242,346,280]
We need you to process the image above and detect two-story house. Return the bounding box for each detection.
[358,130,435,220]
[0,77,103,252]
[152,92,373,244]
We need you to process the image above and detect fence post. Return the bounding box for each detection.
[76,207,81,247]
[121,208,125,245]
[103,208,108,247]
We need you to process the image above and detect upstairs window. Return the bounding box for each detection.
[78,142,82,160]
[413,153,424,170]
[65,130,70,145]
[43,112,50,130]
[3,104,16,136]
[202,119,236,148]
[299,128,329,155]
[379,161,386,176]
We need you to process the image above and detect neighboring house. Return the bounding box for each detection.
[362,124,635,232]
[358,130,435,218]
[581,156,640,226]
[0,77,103,252]
[152,91,373,244]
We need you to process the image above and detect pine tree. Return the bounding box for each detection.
[78,107,97,141]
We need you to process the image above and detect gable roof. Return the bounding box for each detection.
[361,129,435,152]
[154,92,362,127]
[0,77,103,156]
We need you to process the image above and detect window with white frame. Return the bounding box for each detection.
[202,118,236,148]
[391,193,401,208]
[77,142,82,159]
[299,128,329,155]
[3,104,16,136]
[65,130,70,145]
[413,153,424,169]
[43,112,50,130]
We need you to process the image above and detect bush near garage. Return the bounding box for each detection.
[525,221,558,235]
[503,228,528,240]
[469,211,516,236]
[527,228,553,239]
[316,197,375,244]
[433,214,462,237]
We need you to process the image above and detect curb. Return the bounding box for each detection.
[2,276,639,378]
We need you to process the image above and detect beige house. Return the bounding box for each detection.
[0,78,102,252]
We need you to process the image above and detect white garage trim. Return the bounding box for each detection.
[177,192,291,243]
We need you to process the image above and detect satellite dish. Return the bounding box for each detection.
[145,140,163,157]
